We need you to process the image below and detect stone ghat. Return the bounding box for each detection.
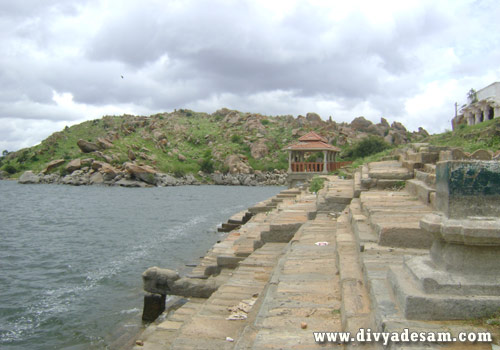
[133,164,499,349]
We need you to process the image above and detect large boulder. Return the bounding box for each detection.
[124,162,157,184]
[89,172,104,185]
[224,155,252,174]
[306,112,322,124]
[153,130,167,141]
[365,124,385,137]
[77,139,99,153]
[99,163,119,181]
[417,127,429,137]
[350,116,373,132]
[128,149,136,161]
[65,159,82,173]
[42,159,65,174]
[250,140,269,159]
[391,121,407,132]
[97,137,113,149]
[379,117,390,128]
[223,111,242,124]
[19,171,40,184]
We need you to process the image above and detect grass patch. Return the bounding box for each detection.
[426,118,500,152]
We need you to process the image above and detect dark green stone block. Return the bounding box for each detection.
[436,161,500,219]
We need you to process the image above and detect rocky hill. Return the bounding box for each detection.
[0,108,429,186]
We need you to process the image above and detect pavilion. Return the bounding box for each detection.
[284,131,344,174]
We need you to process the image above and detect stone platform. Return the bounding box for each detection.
[134,167,499,349]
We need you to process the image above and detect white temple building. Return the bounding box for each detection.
[452,82,500,130]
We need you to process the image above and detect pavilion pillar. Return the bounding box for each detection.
[322,151,327,174]
[288,151,292,173]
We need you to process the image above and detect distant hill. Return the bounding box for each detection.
[0,108,429,181]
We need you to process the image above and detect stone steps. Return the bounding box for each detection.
[358,190,433,249]
[158,243,287,350]
[347,188,493,349]
[335,213,379,350]
[133,297,206,350]
[238,214,344,349]
[405,179,435,206]
[414,170,436,186]
[353,169,362,198]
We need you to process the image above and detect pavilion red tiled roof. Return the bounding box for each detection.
[298,131,328,143]
[284,141,341,152]
[285,131,340,152]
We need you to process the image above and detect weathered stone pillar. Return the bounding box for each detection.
[494,106,500,119]
[322,151,328,174]
[288,151,292,173]
[389,161,500,320]
[464,111,472,125]
[474,109,482,124]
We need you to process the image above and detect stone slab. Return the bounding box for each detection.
[373,220,433,249]
[404,255,500,296]
[389,265,500,320]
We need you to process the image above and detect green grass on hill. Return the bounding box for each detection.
[425,118,500,153]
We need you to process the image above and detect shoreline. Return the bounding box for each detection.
[15,169,289,187]
[108,205,270,350]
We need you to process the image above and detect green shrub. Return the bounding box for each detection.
[261,119,269,125]
[309,176,325,193]
[173,168,186,178]
[343,136,390,159]
[3,164,17,174]
[231,134,242,144]
[306,151,323,162]
[200,158,214,173]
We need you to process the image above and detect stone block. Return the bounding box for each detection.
[415,152,439,164]
[402,160,423,172]
[470,149,493,160]
[374,220,433,249]
[142,267,180,294]
[216,255,244,268]
[435,161,500,219]
[405,179,435,204]
[142,292,166,321]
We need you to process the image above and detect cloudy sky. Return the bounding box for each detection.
[1,0,499,152]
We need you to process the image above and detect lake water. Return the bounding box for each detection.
[0,181,283,350]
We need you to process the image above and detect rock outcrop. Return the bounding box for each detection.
[124,162,157,184]
[65,159,82,173]
[224,155,252,174]
[77,139,100,153]
[19,171,40,184]
[42,159,65,174]
[250,139,269,159]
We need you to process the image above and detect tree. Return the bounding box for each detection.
[2,150,8,156]
[467,88,478,104]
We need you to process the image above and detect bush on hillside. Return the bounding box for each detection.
[200,150,214,173]
[3,164,17,174]
[342,136,390,160]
